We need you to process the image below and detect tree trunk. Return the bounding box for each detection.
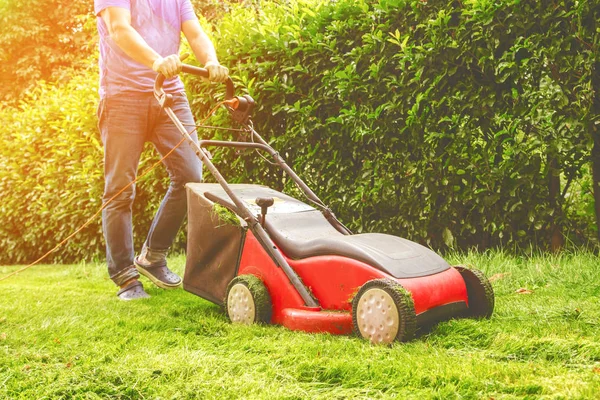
[592,127,600,241]
[591,60,600,242]
[548,154,564,252]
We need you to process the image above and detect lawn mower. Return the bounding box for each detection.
[154,66,494,344]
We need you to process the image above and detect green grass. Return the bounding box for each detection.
[0,251,599,399]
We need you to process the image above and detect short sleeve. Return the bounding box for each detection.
[94,0,130,17]
[180,0,198,23]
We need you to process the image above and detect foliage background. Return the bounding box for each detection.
[0,0,599,264]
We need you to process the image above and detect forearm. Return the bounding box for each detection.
[110,24,160,69]
[187,30,219,66]
[182,19,228,82]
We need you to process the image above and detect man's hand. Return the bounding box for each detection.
[152,54,182,79]
[204,61,229,82]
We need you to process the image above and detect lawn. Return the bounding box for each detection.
[0,251,599,399]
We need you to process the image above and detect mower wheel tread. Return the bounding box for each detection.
[454,266,494,319]
[225,275,272,324]
[352,279,417,343]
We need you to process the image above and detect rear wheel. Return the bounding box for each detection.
[352,279,416,344]
[225,275,272,325]
[454,266,494,319]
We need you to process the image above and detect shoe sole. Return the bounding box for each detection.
[134,262,182,290]
[117,281,152,300]
[118,293,151,301]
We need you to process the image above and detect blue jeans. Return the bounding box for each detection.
[98,92,203,286]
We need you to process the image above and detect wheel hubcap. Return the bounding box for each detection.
[356,288,400,344]
[227,283,255,324]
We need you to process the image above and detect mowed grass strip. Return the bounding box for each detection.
[0,252,599,399]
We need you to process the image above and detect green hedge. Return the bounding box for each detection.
[197,0,599,250]
[0,0,93,103]
[1,0,599,265]
[0,68,177,264]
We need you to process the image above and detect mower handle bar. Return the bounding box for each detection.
[156,66,351,237]
[154,64,235,100]
[198,139,274,155]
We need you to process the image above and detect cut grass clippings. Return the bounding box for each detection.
[212,203,242,228]
[0,251,599,399]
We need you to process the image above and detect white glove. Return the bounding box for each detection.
[204,61,229,82]
[152,54,182,79]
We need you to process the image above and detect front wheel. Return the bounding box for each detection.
[225,275,272,325]
[352,279,416,344]
[454,266,494,319]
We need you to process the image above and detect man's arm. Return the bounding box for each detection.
[182,19,228,82]
[99,6,181,77]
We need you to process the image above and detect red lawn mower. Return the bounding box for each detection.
[154,66,494,344]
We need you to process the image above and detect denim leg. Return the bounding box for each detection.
[99,95,151,286]
[145,93,203,251]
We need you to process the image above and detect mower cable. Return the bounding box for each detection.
[244,124,327,209]
[244,121,332,211]
[247,124,279,167]
[245,122,353,235]
[0,100,228,283]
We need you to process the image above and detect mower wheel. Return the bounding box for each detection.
[352,279,416,344]
[454,266,494,319]
[225,275,272,325]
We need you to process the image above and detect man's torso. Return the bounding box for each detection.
[95,0,197,98]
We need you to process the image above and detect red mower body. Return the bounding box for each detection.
[184,184,478,338]
[238,230,468,334]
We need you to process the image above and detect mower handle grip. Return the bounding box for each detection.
[154,63,235,100]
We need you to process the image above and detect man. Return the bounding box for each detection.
[94,0,229,300]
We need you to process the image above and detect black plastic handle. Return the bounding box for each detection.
[256,197,275,209]
[181,64,209,78]
[153,63,234,100]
